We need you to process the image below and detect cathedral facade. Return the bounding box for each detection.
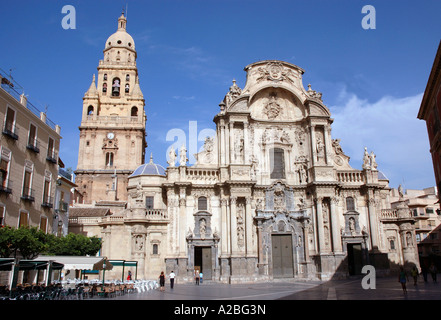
[69,14,420,282]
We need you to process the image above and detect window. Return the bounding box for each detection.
[125,83,130,93]
[126,74,130,81]
[416,234,421,243]
[40,217,47,233]
[0,206,4,226]
[270,148,285,179]
[103,74,107,81]
[152,243,158,255]
[87,106,94,115]
[19,211,29,228]
[21,164,34,202]
[47,137,56,163]
[346,197,355,211]
[3,106,18,139]
[0,149,11,192]
[105,152,114,167]
[112,78,120,96]
[198,197,207,211]
[42,172,52,208]
[426,207,434,214]
[413,209,418,217]
[27,124,39,153]
[131,107,138,117]
[145,196,154,209]
[390,239,395,250]
[103,82,107,93]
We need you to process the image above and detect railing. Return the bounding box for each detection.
[46,150,58,164]
[186,168,219,182]
[58,202,69,212]
[0,178,12,194]
[84,115,141,125]
[146,209,167,220]
[2,122,18,140]
[337,171,364,183]
[21,187,35,202]
[380,209,398,220]
[26,140,40,153]
[41,196,53,208]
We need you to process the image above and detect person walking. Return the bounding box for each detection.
[429,263,438,283]
[169,270,176,289]
[398,267,408,295]
[195,269,200,285]
[410,266,419,286]
[159,271,165,292]
[127,270,132,281]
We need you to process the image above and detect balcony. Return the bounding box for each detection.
[26,140,40,153]
[0,178,12,195]
[58,202,69,212]
[21,187,35,202]
[41,195,53,208]
[2,122,18,140]
[46,151,58,164]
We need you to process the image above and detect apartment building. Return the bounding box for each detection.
[0,69,61,233]
[390,187,441,264]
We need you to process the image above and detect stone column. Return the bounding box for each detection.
[220,198,228,256]
[179,196,187,256]
[367,198,379,251]
[309,125,317,166]
[257,223,265,275]
[229,122,234,164]
[330,197,342,253]
[220,123,226,166]
[315,196,326,253]
[243,122,249,164]
[230,196,238,255]
[245,197,254,256]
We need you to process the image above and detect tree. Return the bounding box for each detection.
[45,233,102,256]
[0,226,49,259]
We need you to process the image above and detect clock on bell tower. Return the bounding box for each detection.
[75,12,147,203]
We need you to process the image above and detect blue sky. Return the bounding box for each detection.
[0,0,440,191]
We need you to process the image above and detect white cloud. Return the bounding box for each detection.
[329,88,435,190]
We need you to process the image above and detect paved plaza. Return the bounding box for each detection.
[90,275,441,301]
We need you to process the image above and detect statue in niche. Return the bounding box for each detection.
[316,136,324,160]
[256,198,264,211]
[406,232,412,247]
[298,164,308,184]
[250,155,259,180]
[134,235,144,251]
[168,147,177,167]
[234,137,244,162]
[322,201,329,223]
[199,218,206,239]
[349,217,356,234]
[237,224,245,248]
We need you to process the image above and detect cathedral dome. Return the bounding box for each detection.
[130,154,166,177]
[105,13,135,51]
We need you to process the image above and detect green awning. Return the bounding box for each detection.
[108,260,138,267]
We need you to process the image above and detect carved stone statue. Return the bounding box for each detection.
[370,151,378,170]
[264,94,282,120]
[179,144,188,166]
[362,147,370,169]
[168,147,177,167]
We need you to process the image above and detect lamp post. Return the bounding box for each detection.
[102,259,106,293]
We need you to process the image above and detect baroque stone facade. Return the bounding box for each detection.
[70,15,420,282]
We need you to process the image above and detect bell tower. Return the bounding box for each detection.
[75,12,147,203]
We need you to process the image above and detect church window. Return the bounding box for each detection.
[103,82,107,93]
[131,106,138,117]
[117,40,122,44]
[346,197,355,211]
[198,196,207,211]
[112,78,120,96]
[128,43,132,47]
[152,243,158,255]
[390,239,395,250]
[125,83,130,93]
[105,152,114,167]
[126,74,130,81]
[87,105,94,115]
[270,148,285,179]
[146,196,154,209]
[103,74,107,81]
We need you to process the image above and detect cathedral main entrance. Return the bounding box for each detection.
[194,246,212,280]
[347,243,363,275]
[271,234,294,278]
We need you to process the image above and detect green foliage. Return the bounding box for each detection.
[0,227,102,258]
[45,233,102,256]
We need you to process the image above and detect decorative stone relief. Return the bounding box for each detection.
[254,62,297,84]
[263,93,282,120]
